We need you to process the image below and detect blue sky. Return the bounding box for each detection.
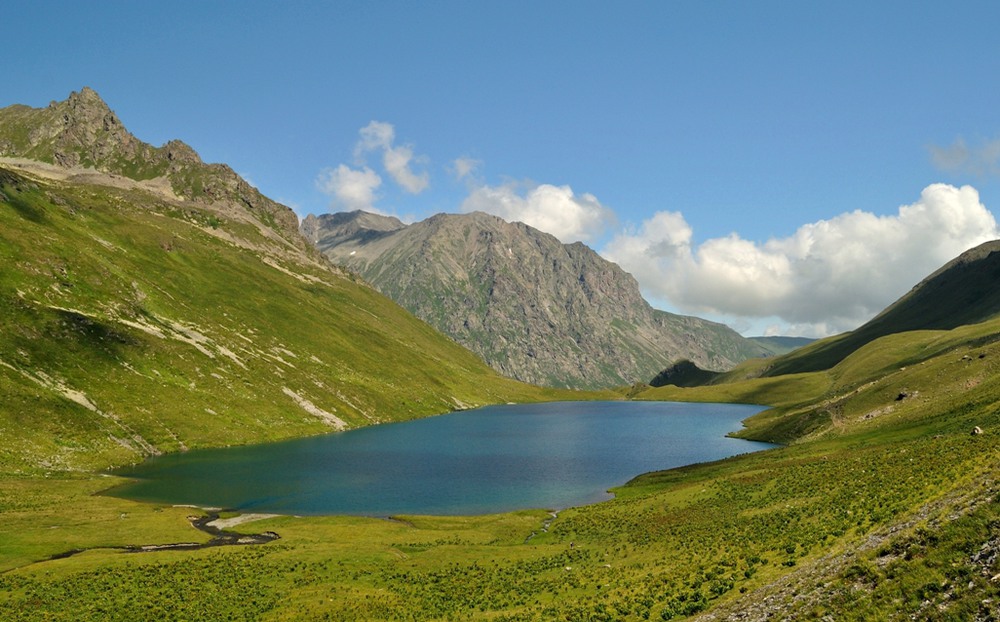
[6,1,1000,336]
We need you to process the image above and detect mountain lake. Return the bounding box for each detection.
[107,401,775,516]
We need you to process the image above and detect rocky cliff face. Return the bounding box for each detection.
[0,88,302,248]
[303,210,769,389]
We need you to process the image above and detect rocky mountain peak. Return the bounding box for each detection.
[164,139,201,164]
[304,210,769,389]
[33,87,137,169]
[63,86,111,114]
[301,210,405,247]
[1,89,304,248]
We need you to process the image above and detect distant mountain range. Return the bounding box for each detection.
[747,335,815,356]
[302,210,772,389]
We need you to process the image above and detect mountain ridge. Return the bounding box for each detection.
[303,209,771,389]
[646,238,1000,389]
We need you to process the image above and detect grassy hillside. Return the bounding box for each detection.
[756,239,1000,377]
[0,165,577,477]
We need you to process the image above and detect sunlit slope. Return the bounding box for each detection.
[0,166,560,474]
[639,312,1000,444]
[653,239,1000,392]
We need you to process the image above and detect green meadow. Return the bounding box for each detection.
[1,166,999,620]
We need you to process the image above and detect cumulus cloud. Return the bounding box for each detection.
[316,120,430,213]
[460,181,617,243]
[929,137,1000,178]
[603,184,999,336]
[355,121,429,193]
[315,164,382,212]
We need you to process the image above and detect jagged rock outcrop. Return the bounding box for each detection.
[0,87,302,247]
[303,210,770,389]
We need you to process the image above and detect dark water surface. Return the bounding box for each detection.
[109,401,774,516]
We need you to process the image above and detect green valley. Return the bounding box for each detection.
[0,90,998,621]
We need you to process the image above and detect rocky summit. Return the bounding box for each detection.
[303,210,770,389]
[0,87,303,250]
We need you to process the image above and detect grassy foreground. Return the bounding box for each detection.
[3,318,999,619]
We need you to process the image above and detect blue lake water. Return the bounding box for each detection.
[108,401,774,516]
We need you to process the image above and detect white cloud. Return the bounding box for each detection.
[460,181,616,243]
[603,184,999,337]
[355,121,429,194]
[449,156,482,181]
[356,121,395,155]
[382,143,429,193]
[316,121,429,213]
[929,137,1000,177]
[315,164,382,212]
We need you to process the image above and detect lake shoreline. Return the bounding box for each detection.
[109,401,773,516]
